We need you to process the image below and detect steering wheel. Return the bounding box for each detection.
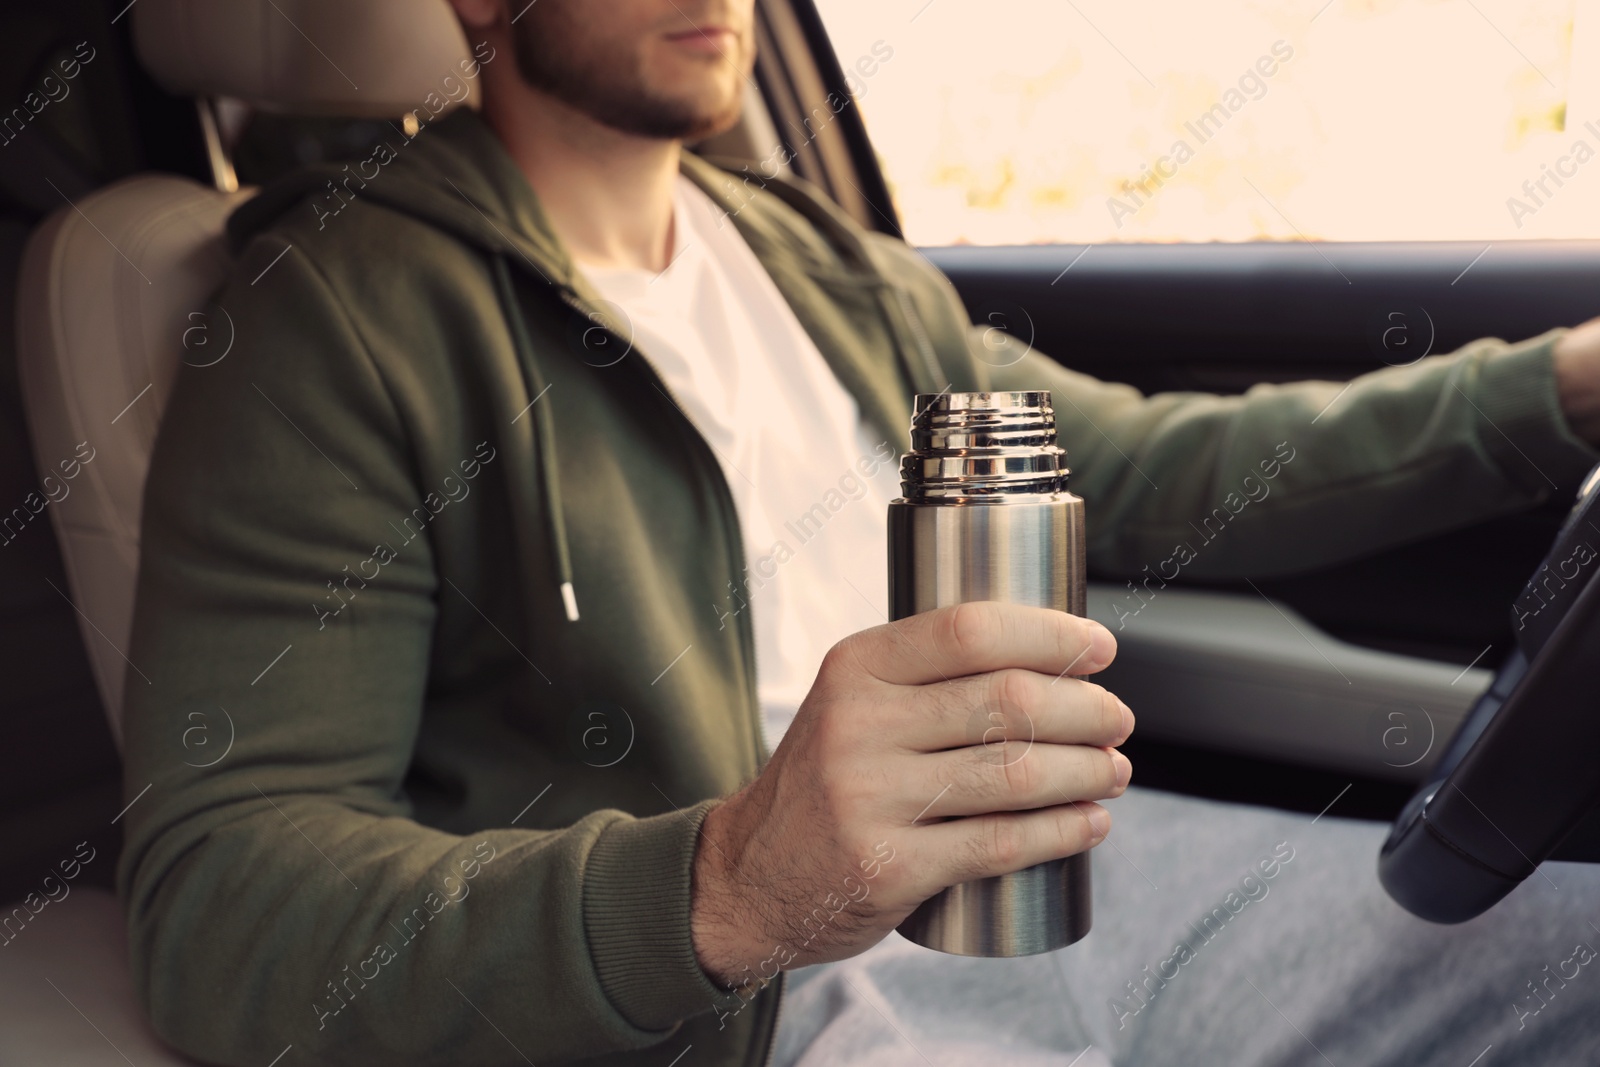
[1379,462,1600,922]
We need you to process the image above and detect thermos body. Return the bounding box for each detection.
[889,498,1085,617]
[889,391,1092,957]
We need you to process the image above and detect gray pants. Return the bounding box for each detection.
[773,785,1600,1066]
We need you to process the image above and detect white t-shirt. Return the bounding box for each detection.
[576,175,900,750]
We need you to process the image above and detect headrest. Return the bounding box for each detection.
[132,0,482,119]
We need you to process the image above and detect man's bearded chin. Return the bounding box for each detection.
[512,28,748,141]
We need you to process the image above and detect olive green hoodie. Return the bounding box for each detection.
[117,107,1597,1067]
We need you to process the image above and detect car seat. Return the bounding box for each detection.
[6,2,476,1061]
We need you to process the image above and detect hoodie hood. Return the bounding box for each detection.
[229,109,575,288]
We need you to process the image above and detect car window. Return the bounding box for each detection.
[811,0,1595,245]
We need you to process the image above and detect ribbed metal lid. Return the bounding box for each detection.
[900,391,1069,501]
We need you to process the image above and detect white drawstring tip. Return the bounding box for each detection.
[560,582,580,623]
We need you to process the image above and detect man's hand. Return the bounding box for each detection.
[1553,317,1600,446]
[689,602,1132,990]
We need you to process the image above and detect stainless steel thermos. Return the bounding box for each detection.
[889,390,1091,957]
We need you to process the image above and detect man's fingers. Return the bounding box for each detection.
[839,602,1116,687]
[897,670,1133,753]
[902,741,1129,819]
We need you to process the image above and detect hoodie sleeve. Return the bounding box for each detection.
[983,326,1600,578]
[115,240,736,1067]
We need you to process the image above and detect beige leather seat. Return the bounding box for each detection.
[6,2,475,1062]
[17,178,253,743]
[17,0,479,746]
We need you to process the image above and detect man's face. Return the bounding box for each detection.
[513,0,756,141]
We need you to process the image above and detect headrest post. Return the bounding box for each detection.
[195,98,239,194]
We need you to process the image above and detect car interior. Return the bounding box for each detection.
[2,0,1598,1062]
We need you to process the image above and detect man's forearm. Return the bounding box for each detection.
[990,328,1600,580]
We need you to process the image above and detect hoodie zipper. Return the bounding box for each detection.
[553,289,768,770]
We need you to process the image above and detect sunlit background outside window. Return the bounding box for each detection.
[812,0,1600,245]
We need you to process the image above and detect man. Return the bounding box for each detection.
[116,1,1600,1065]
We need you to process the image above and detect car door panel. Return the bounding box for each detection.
[1086,582,1489,784]
[930,241,1591,810]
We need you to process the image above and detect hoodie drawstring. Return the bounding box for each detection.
[490,254,580,623]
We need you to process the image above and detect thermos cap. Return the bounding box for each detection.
[900,391,1069,501]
